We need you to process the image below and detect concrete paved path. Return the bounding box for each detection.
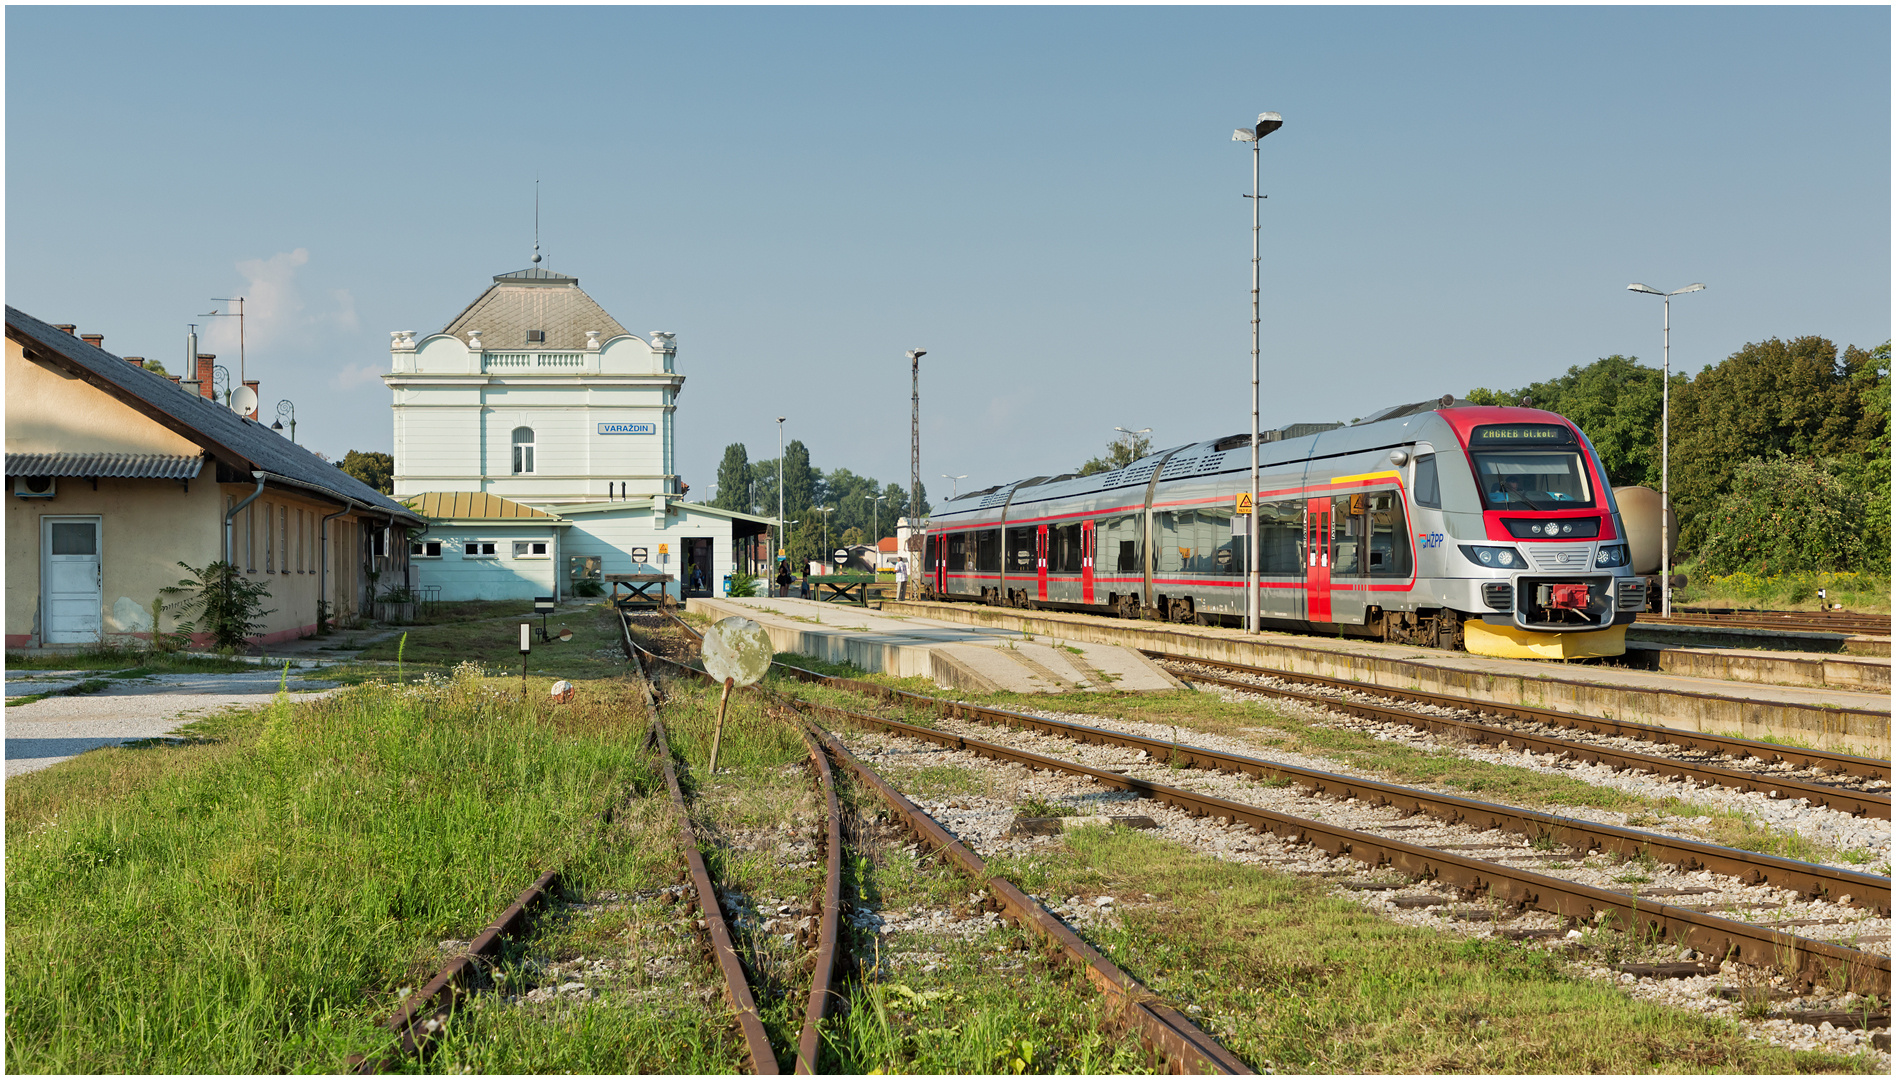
[4,669,340,779]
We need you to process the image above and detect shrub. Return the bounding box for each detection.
[571,578,605,598]
[725,570,759,598]
[159,561,276,651]
[1695,455,1863,576]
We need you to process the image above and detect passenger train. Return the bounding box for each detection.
[922,401,1645,659]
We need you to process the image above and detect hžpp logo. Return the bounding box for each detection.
[597,422,656,435]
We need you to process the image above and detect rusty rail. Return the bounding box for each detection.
[631,613,1249,1073]
[1152,657,1889,820]
[346,870,562,1072]
[1145,649,1889,786]
[624,638,781,1073]
[793,719,846,1074]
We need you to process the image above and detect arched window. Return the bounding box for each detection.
[512,426,535,474]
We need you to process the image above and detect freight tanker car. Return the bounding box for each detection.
[922,400,1644,659]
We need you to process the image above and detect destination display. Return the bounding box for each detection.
[1467,423,1574,447]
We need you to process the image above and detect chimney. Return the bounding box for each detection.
[125,356,146,368]
[196,354,217,400]
[243,379,260,418]
[81,333,104,351]
[53,323,76,335]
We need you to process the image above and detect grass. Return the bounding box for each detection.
[353,602,624,676]
[985,824,1877,1073]
[5,676,117,706]
[1672,562,1891,614]
[5,644,258,674]
[4,664,659,1073]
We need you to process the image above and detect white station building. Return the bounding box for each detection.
[385,262,770,602]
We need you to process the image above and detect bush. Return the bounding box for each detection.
[725,571,759,598]
[1695,456,1863,576]
[159,561,276,651]
[571,578,605,598]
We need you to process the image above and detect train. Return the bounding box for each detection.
[921,400,1646,660]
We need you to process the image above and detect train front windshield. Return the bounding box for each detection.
[1471,450,1594,511]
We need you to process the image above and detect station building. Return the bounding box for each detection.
[385,263,771,602]
[5,307,422,648]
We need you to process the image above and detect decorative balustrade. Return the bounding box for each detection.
[482,351,586,373]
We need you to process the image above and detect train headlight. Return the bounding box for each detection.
[1596,544,1630,568]
[1459,544,1524,569]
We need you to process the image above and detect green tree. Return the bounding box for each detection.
[840,526,867,549]
[751,457,782,520]
[1696,455,1863,575]
[1669,336,1882,553]
[782,440,816,519]
[160,560,277,651]
[1078,430,1154,477]
[712,443,752,513]
[340,450,394,495]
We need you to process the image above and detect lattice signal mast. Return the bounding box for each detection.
[907,348,926,551]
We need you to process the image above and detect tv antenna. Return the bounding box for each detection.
[201,297,246,386]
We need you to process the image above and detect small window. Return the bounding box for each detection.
[512,540,549,559]
[280,506,289,574]
[465,541,499,558]
[1413,454,1441,509]
[512,427,535,475]
[49,522,96,555]
[411,540,443,558]
[526,330,546,343]
[264,501,275,572]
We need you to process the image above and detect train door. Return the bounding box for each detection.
[932,530,946,594]
[1305,497,1333,622]
[1035,524,1049,601]
[1080,520,1096,605]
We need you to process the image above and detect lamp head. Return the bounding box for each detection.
[907,348,927,360]
[1672,283,1707,295]
[271,420,284,431]
[1255,111,1284,137]
[1232,128,1257,143]
[1627,283,1665,296]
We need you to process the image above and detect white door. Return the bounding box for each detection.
[43,517,102,644]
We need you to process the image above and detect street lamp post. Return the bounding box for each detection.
[863,493,888,546]
[907,348,926,557]
[271,399,297,443]
[815,506,833,568]
[1233,111,1283,633]
[1626,282,1705,618]
[776,416,787,574]
[941,473,967,500]
[1113,426,1151,466]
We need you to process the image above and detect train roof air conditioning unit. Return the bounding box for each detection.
[14,476,56,499]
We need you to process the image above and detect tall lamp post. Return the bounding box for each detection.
[1113,426,1151,465]
[1233,111,1283,634]
[775,416,787,573]
[941,473,967,499]
[815,506,833,567]
[862,493,888,546]
[1626,281,1705,618]
[271,399,297,443]
[907,348,927,558]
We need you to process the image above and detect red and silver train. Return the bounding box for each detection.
[923,402,1645,659]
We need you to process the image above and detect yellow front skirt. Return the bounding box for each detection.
[1464,620,1627,660]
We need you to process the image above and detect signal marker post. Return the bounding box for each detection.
[519,622,531,698]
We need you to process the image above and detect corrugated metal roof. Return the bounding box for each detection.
[440,270,631,351]
[6,452,205,479]
[403,491,562,521]
[5,307,422,524]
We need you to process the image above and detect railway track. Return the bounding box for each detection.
[1646,610,1892,637]
[653,611,1888,996]
[1142,652,1890,816]
[626,613,1252,1073]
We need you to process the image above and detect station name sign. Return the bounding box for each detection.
[597,422,657,435]
[1467,423,1573,447]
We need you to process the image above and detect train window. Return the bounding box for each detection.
[1155,508,1232,574]
[1368,491,1412,577]
[1258,500,1303,574]
[925,535,937,567]
[947,532,969,571]
[976,529,1000,573]
[1472,450,1594,510]
[1099,514,1142,573]
[1331,495,1363,576]
[1413,454,1441,509]
[1005,526,1036,574]
[1051,522,1082,573]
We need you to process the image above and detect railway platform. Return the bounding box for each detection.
[683,596,1182,695]
[875,600,1890,758]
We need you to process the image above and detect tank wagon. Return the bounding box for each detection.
[923,400,1645,659]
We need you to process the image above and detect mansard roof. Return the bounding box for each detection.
[440,266,631,351]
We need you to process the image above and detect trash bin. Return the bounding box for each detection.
[721,574,733,595]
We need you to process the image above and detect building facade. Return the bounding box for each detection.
[6,307,422,648]
[386,266,769,600]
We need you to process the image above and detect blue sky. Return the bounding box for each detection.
[7,6,1888,504]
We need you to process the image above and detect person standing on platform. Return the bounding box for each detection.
[776,560,793,598]
[894,555,909,601]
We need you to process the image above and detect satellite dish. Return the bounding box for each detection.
[701,615,772,688]
[229,385,259,417]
